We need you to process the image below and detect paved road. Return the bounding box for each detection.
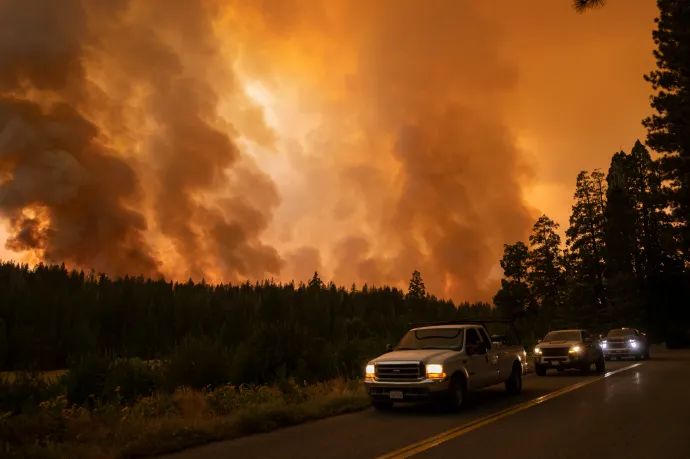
[160,348,690,459]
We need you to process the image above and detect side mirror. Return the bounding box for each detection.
[537,339,542,344]
[386,344,394,352]
[641,332,647,337]
[599,334,604,339]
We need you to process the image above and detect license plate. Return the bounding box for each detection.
[551,360,560,365]
[389,390,403,400]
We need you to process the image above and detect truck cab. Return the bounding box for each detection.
[364,320,527,411]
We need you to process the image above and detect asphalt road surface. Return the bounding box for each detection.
[160,348,690,459]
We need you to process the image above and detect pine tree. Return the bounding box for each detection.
[527,215,565,331]
[493,242,533,319]
[642,0,690,263]
[604,151,643,326]
[406,270,426,300]
[565,170,608,328]
[308,271,323,289]
[572,0,606,13]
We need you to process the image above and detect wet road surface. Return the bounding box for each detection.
[160,348,690,459]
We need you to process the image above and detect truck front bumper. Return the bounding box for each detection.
[534,355,588,370]
[364,378,452,403]
[604,346,643,359]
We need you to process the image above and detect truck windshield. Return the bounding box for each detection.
[542,331,581,342]
[606,329,634,337]
[396,328,464,350]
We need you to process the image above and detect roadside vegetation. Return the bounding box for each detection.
[0,357,369,459]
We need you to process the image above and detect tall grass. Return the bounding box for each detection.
[0,362,369,459]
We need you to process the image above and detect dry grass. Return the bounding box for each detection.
[0,369,68,383]
[0,378,370,459]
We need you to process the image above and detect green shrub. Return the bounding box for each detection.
[0,371,63,415]
[163,336,232,390]
[102,358,163,405]
[64,354,111,407]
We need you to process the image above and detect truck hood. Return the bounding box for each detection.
[537,340,580,348]
[369,349,456,364]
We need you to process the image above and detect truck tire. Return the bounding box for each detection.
[505,362,523,395]
[535,364,547,376]
[372,401,393,411]
[644,346,651,360]
[447,374,467,411]
[595,354,606,373]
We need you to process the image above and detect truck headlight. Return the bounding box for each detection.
[630,341,638,348]
[601,342,607,349]
[535,347,542,355]
[569,346,581,354]
[426,364,446,379]
[365,364,375,379]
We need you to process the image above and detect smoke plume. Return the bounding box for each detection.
[4,0,656,301]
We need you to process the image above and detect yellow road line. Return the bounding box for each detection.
[376,362,644,459]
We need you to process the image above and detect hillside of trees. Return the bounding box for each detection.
[0,263,497,378]
[494,140,689,346]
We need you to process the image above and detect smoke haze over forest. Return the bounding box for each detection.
[0,0,658,301]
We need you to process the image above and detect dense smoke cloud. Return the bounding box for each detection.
[0,0,658,301]
[0,0,282,281]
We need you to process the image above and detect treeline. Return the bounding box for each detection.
[494,140,689,345]
[0,264,496,378]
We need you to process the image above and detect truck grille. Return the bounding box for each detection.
[606,338,629,349]
[375,362,425,381]
[541,347,570,357]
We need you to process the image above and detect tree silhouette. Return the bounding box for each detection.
[406,270,426,300]
[642,0,690,264]
[572,0,606,13]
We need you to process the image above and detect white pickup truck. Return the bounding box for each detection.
[364,320,528,411]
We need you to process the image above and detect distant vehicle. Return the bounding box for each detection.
[491,334,508,348]
[534,329,605,376]
[364,320,528,411]
[601,327,650,361]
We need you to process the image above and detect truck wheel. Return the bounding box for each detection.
[372,401,393,411]
[580,363,592,376]
[535,364,547,376]
[644,347,651,360]
[595,355,606,373]
[505,362,523,395]
[448,374,467,411]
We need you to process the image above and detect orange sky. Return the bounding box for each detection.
[0,0,658,301]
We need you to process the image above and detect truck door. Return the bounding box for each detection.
[464,327,496,389]
[478,327,501,385]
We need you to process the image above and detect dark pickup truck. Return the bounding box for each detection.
[534,329,605,376]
